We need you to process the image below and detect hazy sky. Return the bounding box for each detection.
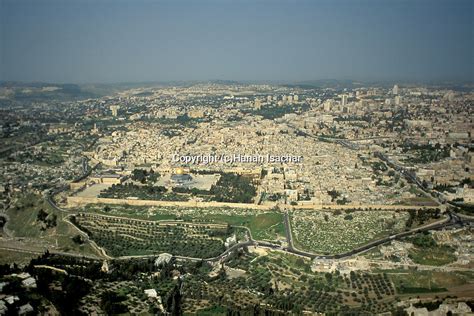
[1,0,473,83]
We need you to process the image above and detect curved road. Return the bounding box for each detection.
[43,189,474,263]
[20,149,472,264]
[280,210,471,260]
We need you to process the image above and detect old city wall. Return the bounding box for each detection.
[66,196,436,211]
[66,196,274,210]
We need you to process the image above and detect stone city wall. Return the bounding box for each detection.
[66,196,437,211]
[293,204,440,211]
[66,196,274,210]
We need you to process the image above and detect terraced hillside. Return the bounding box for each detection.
[70,213,238,258]
[82,204,286,242]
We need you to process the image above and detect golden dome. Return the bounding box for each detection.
[175,167,184,175]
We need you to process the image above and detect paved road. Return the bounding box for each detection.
[111,240,256,263]
[375,151,442,207]
[276,211,472,260]
[0,245,101,260]
[288,124,359,150]
[283,211,294,250]
[46,194,69,213]
[44,189,473,263]
[4,206,471,264]
[288,124,445,208]
[17,145,472,264]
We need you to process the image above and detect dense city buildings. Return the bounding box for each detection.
[0,0,472,313]
[0,80,473,314]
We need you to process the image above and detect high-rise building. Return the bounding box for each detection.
[293,95,299,102]
[254,99,262,110]
[394,95,401,105]
[323,100,333,112]
[91,123,99,134]
[392,85,399,95]
[341,94,348,106]
[110,105,120,117]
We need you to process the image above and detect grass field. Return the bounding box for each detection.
[6,194,45,237]
[402,197,439,206]
[83,204,177,220]
[408,245,457,266]
[0,249,38,265]
[390,270,473,295]
[6,193,99,257]
[191,212,285,241]
[196,305,227,316]
[247,213,285,240]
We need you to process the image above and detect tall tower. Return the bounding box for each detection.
[91,123,99,134]
[254,98,262,110]
[110,105,120,117]
[341,94,348,106]
[392,85,399,95]
[394,95,401,105]
[323,101,331,112]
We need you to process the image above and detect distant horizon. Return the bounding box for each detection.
[2,0,473,84]
[1,78,473,86]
